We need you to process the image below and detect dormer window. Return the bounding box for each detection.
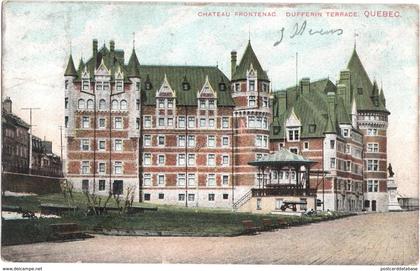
[249,80,255,91]
[235,83,240,92]
[145,82,152,90]
[309,124,316,133]
[357,87,363,94]
[342,128,350,137]
[209,100,215,109]
[182,82,190,91]
[287,128,300,142]
[219,83,226,91]
[116,80,123,91]
[96,82,103,91]
[82,80,89,91]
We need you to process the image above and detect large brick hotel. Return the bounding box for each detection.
[64,39,390,212]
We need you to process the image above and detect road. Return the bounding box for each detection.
[2,211,418,265]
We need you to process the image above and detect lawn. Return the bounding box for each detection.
[2,192,352,246]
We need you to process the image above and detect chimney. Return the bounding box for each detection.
[339,69,351,106]
[231,51,237,80]
[93,39,98,56]
[327,91,336,124]
[278,92,287,115]
[300,77,310,95]
[3,97,12,113]
[110,40,115,52]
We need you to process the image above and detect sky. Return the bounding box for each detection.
[2,2,418,197]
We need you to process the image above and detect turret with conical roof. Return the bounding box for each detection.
[127,48,141,78]
[64,54,77,77]
[231,40,269,81]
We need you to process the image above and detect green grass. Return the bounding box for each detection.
[2,193,353,246]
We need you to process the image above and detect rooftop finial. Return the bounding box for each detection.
[248,25,251,41]
[354,32,359,49]
[132,32,136,49]
[70,40,72,54]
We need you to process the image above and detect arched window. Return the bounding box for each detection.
[99,99,106,110]
[111,99,119,110]
[78,99,85,109]
[120,100,128,110]
[87,99,94,109]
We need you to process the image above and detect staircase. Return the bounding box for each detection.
[232,190,252,210]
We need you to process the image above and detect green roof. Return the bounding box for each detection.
[232,40,269,81]
[249,148,316,166]
[64,54,77,76]
[140,65,234,107]
[347,48,389,113]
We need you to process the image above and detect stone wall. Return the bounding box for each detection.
[2,172,62,195]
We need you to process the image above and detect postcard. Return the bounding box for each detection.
[1,1,418,270]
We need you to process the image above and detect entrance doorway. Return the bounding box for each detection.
[372,200,377,211]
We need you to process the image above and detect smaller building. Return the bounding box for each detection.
[236,149,317,215]
[31,136,63,177]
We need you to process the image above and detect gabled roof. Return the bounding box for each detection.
[140,65,234,107]
[347,48,388,113]
[232,40,269,81]
[2,110,30,129]
[64,54,77,76]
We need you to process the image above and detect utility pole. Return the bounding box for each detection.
[58,125,64,176]
[21,107,40,174]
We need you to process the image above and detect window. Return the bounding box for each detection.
[82,80,89,91]
[222,155,229,166]
[96,82,103,91]
[114,161,122,174]
[114,139,123,151]
[111,100,119,110]
[357,87,363,94]
[219,83,226,91]
[303,141,309,150]
[200,100,206,109]
[188,174,196,186]
[207,154,216,166]
[330,140,335,149]
[78,99,85,109]
[143,153,151,166]
[136,99,140,110]
[178,193,185,201]
[178,116,186,128]
[223,194,229,200]
[167,118,173,127]
[208,118,215,128]
[112,180,123,195]
[65,98,68,109]
[81,161,90,174]
[256,198,262,210]
[144,116,152,128]
[65,116,69,128]
[157,155,165,165]
[178,154,186,166]
[263,97,269,108]
[287,128,300,141]
[207,174,216,186]
[330,158,336,169]
[82,116,90,128]
[290,148,298,154]
[82,179,89,192]
[87,99,94,109]
[120,100,128,110]
[81,139,89,151]
[157,136,165,147]
[256,135,262,147]
[187,135,195,147]
[98,163,106,174]
[249,80,255,91]
[116,81,123,91]
[248,96,256,106]
[346,161,351,172]
[222,175,229,186]
[207,136,216,147]
[367,180,379,192]
[158,118,165,127]
[143,173,151,186]
[345,144,351,154]
[144,135,151,146]
[158,99,165,108]
[98,118,106,129]
[208,194,215,201]
[222,136,229,147]
[178,135,186,147]
[222,117,229,128]
[188,117,195,128]
[342,128,350,137]
[157,174,165,186]
[143,193,150,201]
[367,160,379,171]
[188,154,195,166]
[367,143,379,153]
[248,116,255,128]
[367,128,378,136]
[136,118,140,130]
[167,99,174,108]
[235,83,240,92]
[114,117,123,129]
[188,194,195,201]
[263,117,268,129]
[158,193,164,200]
[99,180,105,191]
[177,174,186,186]
[209,100,215,109]
[200,118,206,128]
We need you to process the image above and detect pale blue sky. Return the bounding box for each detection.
[2,2,418,196]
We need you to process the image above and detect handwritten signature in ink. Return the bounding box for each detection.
[273,20,344,46]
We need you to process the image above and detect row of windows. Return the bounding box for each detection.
[336,179,363,193]
[247,116,269,129]
[248,96,269,108]
[80,80,124,92]
[143,173,230,187]
[80,138,125,152]
[143,192,229,202]
[144,116,230,129]
[358,115,387,122]
[76,99,130,111]
[3,145,28,158]
[81,161,123,175]
[330,158,380,172]
[143,153,230,167]
[78,116,125,129]
[144,135,230,148]
[233,81,270,93]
